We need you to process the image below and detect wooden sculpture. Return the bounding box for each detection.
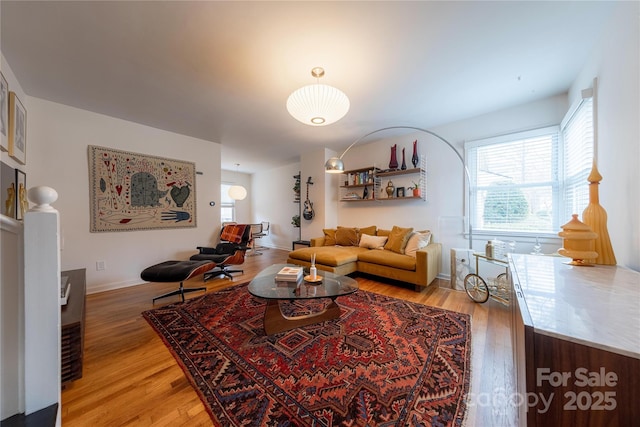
[581,163,616,265]
[558,214,598,266]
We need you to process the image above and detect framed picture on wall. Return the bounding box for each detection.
[0,72,8,152]
[1,161,16,218]
[15,169,26,220]
[8,91,26,165]
[396,187,405,198]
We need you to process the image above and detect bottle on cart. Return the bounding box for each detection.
[485,240,494,258]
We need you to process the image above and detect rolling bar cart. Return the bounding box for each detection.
[464,253,510,305]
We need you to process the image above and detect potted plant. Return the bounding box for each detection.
[410,180,422,198]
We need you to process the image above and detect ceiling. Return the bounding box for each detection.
[1,1,615,173]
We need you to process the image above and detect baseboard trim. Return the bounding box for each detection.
[87,279,146,295]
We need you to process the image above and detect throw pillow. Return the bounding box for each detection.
[357,225,377,242]
[323,228,337,246]
[377,229,391,237]
[335,227,358,246]
[358,233,388,250]
[404,230,432,257]
[383,226,414,254]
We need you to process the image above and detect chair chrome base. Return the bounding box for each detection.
[152,282,206,303]
[141,260,214,304]
[203,267,244,281]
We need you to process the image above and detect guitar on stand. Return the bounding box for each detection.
[303,177,314,220]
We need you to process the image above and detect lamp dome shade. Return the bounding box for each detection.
[325,157,345,173]
[228,185,247,200]
[287,84,350,126]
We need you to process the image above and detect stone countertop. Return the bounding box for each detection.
[509,254,640,359]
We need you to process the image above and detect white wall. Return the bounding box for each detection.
[332,95,568,276]
[568,1,639,271]
[299,148,332,241]
[251,162,301,250]
[26,97,221,294]
[221,169,252,224]
[4,0,638,285]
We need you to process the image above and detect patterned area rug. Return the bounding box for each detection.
[142,283,472,426]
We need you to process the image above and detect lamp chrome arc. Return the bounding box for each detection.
[324,125,473,249]
[324,126,469,181]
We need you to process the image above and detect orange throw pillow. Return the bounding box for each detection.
[383,226,414,254]
[323,228,337,246]
[335,227,358,246]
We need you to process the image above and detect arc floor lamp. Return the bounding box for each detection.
[324,126,473,249]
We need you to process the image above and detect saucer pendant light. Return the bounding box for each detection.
[287,67,350,126]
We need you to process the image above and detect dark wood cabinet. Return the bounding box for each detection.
[61,268,86,386]
[509,255,639,426]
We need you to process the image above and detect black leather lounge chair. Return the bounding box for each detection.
[189,223,252,281]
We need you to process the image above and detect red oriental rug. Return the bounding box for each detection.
[142,283,472,426]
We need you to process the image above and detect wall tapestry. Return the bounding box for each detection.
[88,145,196,232]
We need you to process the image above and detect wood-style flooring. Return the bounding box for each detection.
[61,249,516,426]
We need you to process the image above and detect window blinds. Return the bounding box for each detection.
[561,97,593,221]
[465,91,594,236]
[467,127,559,234]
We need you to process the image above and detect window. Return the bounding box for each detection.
[561,95,593,222]
[220,183,235,223]
[467,127,560,235]
[466,94,594,237]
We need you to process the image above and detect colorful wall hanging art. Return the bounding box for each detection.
[88,145,196,232]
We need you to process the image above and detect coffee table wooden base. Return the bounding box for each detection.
[263,298,341,335]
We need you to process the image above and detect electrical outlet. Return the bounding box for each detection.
[96,261,106,271]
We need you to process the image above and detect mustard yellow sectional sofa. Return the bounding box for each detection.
[286,225,441,289]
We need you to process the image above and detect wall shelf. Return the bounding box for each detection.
[376,167,421,178]
[338,156,426,202]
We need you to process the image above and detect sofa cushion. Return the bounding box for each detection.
[377,229,391,237]
[288,246,367,267]
[405,230,432,257]
[357,225,377,241]
[322,228,337,246]
[384,226,414,254]
[358,249,417,271]
[335,227,358,246]
[359,233,388,249]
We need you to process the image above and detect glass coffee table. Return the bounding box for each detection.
[248,264,358,335]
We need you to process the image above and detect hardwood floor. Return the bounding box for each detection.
[61,249,516,426]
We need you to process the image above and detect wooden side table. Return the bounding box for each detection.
[292,240,311,250]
